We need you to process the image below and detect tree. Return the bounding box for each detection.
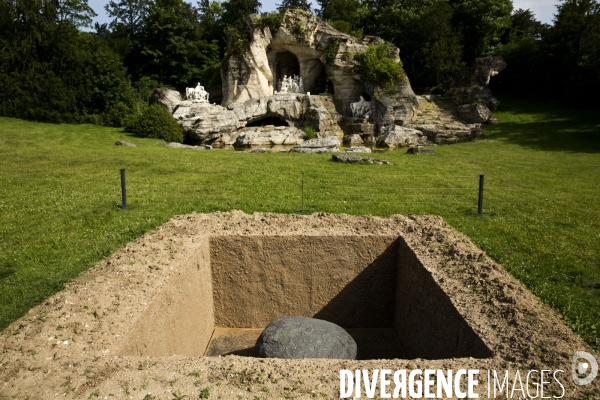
[351,0,463,90]
[136,0,220,87]
[448,0,513,60]
[317,0,360,22]
[105,0,150,38]
[399,0,463,89]
[492,9,549,97]
[277,0,312,13]
[503,8,545,42]
[198,0,224,44]
[222,0,261,31]
[57,0,97,28]
[547,0,600,102]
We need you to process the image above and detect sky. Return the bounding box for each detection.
[87,0,561,28]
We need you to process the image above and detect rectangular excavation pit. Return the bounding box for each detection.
[119,235,492,360]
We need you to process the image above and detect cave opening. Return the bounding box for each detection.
[246,116,289,127]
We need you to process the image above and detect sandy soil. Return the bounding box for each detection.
[0,211,598,399]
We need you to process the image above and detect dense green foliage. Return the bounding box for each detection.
[126,104,183,142]
[354,42,406,93]
[0,0,136,124]
[1,0,599,125]
[254,11,283,32]
[277,0,313,13]
[1,97,599,350]
[493,1,600,106]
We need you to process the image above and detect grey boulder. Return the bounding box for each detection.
[346,146,371,153]
[255,316,357,359]
[380,125,423,149]
[457,103,491,124]
[115,140,136,147]
[290,137,340,153]
[150,88,182,113]
[333,154,391,165]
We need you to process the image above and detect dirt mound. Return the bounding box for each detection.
[0,211,598,399]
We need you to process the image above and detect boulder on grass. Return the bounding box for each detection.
[115,140,136,147]
[291,137,340,154]
[346,146,372,153]
[255,316,357,359]
[380,125,422,149]
[457,103,491,124]
[407,147,435,155]
[333,154,392,165]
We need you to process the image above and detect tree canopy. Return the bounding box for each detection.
[0,0,598,126]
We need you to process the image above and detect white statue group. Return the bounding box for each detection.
[350,96,372,118]
[186,82,209,103]
[277,75,304,94]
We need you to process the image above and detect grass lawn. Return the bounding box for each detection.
[0,95,599,351]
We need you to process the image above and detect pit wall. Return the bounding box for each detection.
[395,237,493,359]
[210,235,398,328]
[119,234,492,359]
[117,236,214,357]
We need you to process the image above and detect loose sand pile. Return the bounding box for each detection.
[0,211,598,399]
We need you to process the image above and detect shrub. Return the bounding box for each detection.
[255,12,283,32]
[292,22,305,37]
[224,26,247,59]
[354,42,406,94]
[125,104,183,143]
[326,38,340,63]
[329,20,351,34]
[303,126,317,139]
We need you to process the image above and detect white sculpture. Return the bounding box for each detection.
[277,75,305,94]
[185,82,209,103]
[351,96,372,118]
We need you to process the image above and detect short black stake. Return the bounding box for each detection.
[478,174,485,215]
[120,168,127,209]
[301,171,305,211]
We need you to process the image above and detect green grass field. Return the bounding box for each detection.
[1,96,599,351]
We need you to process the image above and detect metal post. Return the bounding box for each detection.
[478,174,484,215]
[301,171,305,211]
[120,168,127,209]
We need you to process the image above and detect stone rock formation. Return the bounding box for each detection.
[445,56,506,111]
[164,10,498,149]
[406,123,483,145]
[380,125,424,149]
[343,134,364,145]
[150,88,182,113]
[291,136,340,153]
[221,10,417,133]
[332,154,391,164]
[457,103,491,124]
[407,147,436,154]
[255,316,357,359]
[167,142,205,150]
[234,126,304,147]
[249,147,270,153]
[346,145,371,153]
[115,140,136,147]
[173,93,343,146]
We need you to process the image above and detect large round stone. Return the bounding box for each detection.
[255,316,357,359]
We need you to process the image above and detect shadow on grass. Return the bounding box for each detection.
[484,96,600,153]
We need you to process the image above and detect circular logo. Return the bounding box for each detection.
[572,351,598,386]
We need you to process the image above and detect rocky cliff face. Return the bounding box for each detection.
[173,93,342,145]
[445,56,507,111]
[221,10,418,133]
[166,10,499,148]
